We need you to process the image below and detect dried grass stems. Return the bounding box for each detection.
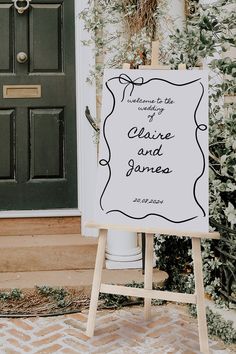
[0,288,90,317]
[0,286,144,317]
[122,0,160,38]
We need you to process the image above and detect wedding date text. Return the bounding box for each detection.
[133,198,164,204]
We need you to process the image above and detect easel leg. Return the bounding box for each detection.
[86,229,107,337]
[144,233,154,321]
[192,237,209,354]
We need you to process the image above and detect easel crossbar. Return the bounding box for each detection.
[100,284,197,304]
[86,223,220,240]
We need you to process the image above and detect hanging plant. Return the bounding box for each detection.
[80,0,169,79]
[121,0,159,38]
[80,0,170,132]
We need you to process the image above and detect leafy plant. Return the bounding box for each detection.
[206,307,236,344]
[161,0,236,304]
[189,305,236,344]
[0,288,23,301]
[80,0,169,89]
[99,281,165,308]
[81,0,236,305]
[35,286,69,308]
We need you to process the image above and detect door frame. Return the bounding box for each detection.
[0,0,98,236]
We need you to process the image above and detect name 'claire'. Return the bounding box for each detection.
[127,126,175,140]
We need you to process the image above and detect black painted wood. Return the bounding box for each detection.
[0,109,15,179]
[0,4,14,72]
[30,108,64,179]
[29,4,63,72]
[0,0,77,210]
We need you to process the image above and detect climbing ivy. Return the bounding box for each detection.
[80,0,236,304]
[80,0,169,88]
[156,0,235,305]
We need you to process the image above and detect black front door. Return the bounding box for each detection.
[0,0,77,210]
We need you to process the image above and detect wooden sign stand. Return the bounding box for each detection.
[86,42,220,354]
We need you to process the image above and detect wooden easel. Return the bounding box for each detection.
[86,42,220,354]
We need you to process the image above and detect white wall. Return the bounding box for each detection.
[75,0,98,236]
[0,0,98,226]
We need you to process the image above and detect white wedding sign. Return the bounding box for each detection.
[93,69,209,233]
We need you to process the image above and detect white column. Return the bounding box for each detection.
[168,0,185,28]
[76,0,98,237]
[106,230,142,269]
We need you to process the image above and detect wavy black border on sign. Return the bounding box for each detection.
[99,73,206,224]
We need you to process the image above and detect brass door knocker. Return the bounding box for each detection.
[12,0,31,14]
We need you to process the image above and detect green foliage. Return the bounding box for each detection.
[80,0,169,88]
[154,235,192,292]
[189,305,236,344]
[35,286,69,308]
[166,1,236,231]
[168,0,236,67]
[99,291,128,308]
[206,308,236,344]
[163,0,236,304]
[81,0,236,305]
[99,281,165,308]
[0,288,23,301]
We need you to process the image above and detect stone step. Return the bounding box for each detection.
[0,216,81,236]
[0,234,98,272]
[0,269,168,294]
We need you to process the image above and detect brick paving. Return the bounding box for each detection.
[0,303,233,354]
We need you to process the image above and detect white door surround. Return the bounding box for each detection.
[0,1,97,231]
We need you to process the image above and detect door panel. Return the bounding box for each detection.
[0,0,77,210]
[0,109,15,179]
[30,108,64,179]
[29,4,63,72]
[0,5,14,73]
